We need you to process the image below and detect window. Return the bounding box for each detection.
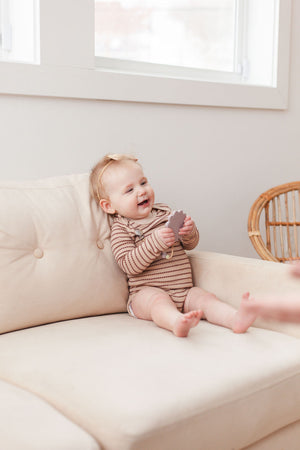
[0,0,39,64]
[0,0,292,109]
[95,0,280,88]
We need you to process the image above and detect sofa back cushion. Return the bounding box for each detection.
[0,174,128,334]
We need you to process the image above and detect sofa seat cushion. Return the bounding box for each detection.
[0,378,100,450]
[0,315,300,450]
[0,174,128,334]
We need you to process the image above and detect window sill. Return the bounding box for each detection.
[0,60,289,110]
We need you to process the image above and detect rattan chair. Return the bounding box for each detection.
[248,182,300,262]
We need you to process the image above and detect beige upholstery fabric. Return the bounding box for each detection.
[2,172,300,449]
[245,420,300,450]
[0,174,128,334]
[0,315,300,450]
[0,378,100,449]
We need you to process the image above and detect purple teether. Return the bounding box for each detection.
[165,210,186,241]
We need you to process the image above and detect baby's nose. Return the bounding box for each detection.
[138,186,146,195]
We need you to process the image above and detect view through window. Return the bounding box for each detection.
[95,0,238,73]
[0,0,39,63]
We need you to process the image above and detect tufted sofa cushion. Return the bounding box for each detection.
[0,174,128,334]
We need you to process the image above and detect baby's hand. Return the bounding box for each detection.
[179,216,194,236]
[156,227,176,248]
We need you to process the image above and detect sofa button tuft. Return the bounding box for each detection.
[33,248,44,259]
[97,240,104,250]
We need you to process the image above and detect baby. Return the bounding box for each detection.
[90,154,257,337]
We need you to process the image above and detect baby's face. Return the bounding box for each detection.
[101,161,155,219]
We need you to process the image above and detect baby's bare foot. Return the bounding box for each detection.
[173,310,203,337]
[232,292,257,333]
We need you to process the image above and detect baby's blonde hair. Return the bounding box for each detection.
[90,153,138,204]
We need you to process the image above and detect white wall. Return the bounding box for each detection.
[1,2,300,259]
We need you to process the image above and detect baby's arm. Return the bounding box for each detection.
[179,216,199,250]
[111,222,174,276]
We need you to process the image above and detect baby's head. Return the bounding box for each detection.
[90,154,155,220]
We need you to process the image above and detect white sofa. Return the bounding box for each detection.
[1,173,300,450]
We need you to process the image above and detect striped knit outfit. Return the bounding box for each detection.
[111,204,199,314]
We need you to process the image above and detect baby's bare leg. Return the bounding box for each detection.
[184,287,257,333]
[130,287,203,337]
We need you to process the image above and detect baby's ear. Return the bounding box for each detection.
[99,199,115,214]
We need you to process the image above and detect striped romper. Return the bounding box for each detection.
[110,204,199,315]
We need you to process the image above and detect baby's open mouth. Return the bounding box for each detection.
[138,199,149,207]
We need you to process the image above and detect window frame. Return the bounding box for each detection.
[0,0,292,110]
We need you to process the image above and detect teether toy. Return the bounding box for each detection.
[165,210,186,241]
[162,210,186,260]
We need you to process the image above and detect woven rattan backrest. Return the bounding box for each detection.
[248,182,300,262]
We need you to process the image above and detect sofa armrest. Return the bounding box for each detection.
[189,250,300,338]
[0,378,100,449]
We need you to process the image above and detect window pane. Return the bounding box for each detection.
[95,0,237,72]
[0,0,39,63]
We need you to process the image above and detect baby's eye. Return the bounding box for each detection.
[141,180,147,186]
[125,187,133,194]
